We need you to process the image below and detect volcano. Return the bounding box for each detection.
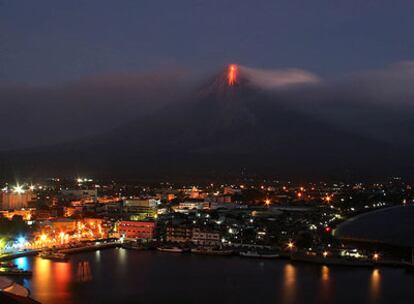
[0,64,408,180]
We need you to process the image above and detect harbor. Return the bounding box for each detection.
[3,248,414,304]
[2,238,414,273]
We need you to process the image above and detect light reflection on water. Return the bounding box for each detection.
[14,257,29,270]
[369,268,381,303]
[321,265,330,282]
[318,265,332,303]
[7,250,412,304]
[118,247,127,265]
[76,261,92,282]
[283,263,297,304]
[95,250,101,262]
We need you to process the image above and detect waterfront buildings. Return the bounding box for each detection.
[166,225,192,243]
[119,220,156,240]
[192,228,221,246]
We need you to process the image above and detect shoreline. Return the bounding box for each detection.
[2,242,411,270]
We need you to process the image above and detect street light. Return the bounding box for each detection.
[13,184,25,194]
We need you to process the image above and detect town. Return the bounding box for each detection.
[1,177,413,271]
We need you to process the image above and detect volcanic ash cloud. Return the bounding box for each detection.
[238,65,321,89]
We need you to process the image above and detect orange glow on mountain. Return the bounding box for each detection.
[228,64,237,86]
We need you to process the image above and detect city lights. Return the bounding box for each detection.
[0,238,6,253]
[18,236,26,245]
[12,184,25,194]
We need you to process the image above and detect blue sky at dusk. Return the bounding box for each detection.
[2,0,414,84]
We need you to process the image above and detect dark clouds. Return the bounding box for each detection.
[0,69,189,150]
[294,62,414,145]
[1,61,414,151]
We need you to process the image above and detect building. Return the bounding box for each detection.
[97,195,121,204]
[166,225,192,243]
[124,199,158,219]
[83,218,108,237]
[33,209,52,220]
[124,199,158,210]
[61,189,97,204]
[214,195,232,203]
[64,206,78,217]
[192,228,221,246]
[0,209,33,221]
[155,191,177,201]
[119,220,156,240]
[209,202,239,210]
[50,218,77,233]
[0,192,35,210]
[223,186,241,195]
[178,199,209,210]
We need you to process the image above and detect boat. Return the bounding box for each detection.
[291,252,373,267]
[0,268,32,276]
[156,246,188,253]
[59,241,118,254]
[39,251,69,261]
[0,262,18,268]
[240,250,280,259]
[191,247,233,256]
[122,242,146,250]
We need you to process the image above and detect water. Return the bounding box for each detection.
[8,248,414,304]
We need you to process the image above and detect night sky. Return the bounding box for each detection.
[2,0,414,84]
[2,0,414,178]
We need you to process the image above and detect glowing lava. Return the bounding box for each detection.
[228,64,237,86]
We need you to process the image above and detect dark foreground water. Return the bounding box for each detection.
[8,248,414,304]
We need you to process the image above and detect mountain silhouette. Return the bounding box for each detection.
[0,65,410,180]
